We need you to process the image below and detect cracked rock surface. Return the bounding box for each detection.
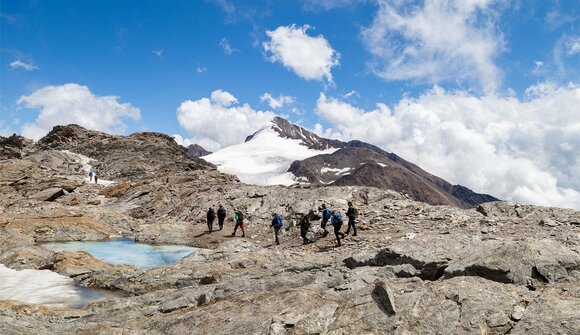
[1,126,579,334]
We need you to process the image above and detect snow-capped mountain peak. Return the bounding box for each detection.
[202,118,340,186]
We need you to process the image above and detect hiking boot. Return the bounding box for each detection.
[353,233,357,237]
[242,234,245,238]
[231,232,235,236]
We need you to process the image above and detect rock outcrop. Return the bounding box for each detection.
[186,144,212,158]
[0,126,578,335]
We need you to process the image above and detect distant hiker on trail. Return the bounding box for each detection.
[330,210,345,247]
[94,175,98,184]
[320,204,331,237]
[271,212,283,245]
[299,213,311,245]
[217,204,226,231]
[232,210,245,238]
[89,171,94,181]
[207,207,215,233]
[345,201,358,236]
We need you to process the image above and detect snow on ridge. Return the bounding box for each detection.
[203,122,338,186]
[60,150,116,185]
[321,167,352,175]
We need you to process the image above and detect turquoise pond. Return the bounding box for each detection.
[42,238,196,269]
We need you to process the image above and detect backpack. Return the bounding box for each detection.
[332,214,343,226]
[237,212,244,222]
[218,207,226,217]
[353,207,359,218]
[274,214,283,228]
[323,208,331,220]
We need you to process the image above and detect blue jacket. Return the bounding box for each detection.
[271,214,283,228]
[330,213,343,227]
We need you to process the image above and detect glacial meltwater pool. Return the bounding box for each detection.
[42,238,196,269]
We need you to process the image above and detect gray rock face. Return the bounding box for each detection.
[186,144,212,158]
[0,125,578,335]
[289,146,498,208]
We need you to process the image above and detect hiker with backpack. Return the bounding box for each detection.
[330,210,345,246]
[217,204,226,231]
[232,209,245,237]
[320,204,331,237]
[345,201,358,236]
[88,170,94,181]
[299,213,311,245]
[206,207,215,233]
[271,212,283,245]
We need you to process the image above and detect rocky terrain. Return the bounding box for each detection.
[0,125,579,335]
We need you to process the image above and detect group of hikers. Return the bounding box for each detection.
[88,170,99,184]
[204,202,359,247]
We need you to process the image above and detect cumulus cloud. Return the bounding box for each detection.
[176,89,276,151]
[362,0,504,94]
[17,83,141,141]
[9,60,38,71]
[263,24,340,83]
[260,93,295,109]
[152,49,163,57]
[315,83,580,209]
[220,38,238,55]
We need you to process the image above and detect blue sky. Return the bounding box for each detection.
[1,0,579,209]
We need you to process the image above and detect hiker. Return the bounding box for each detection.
[94,174,98,184]
[232,209,245,238]
[330,210,345,246]
[320,204,331,237]
[89,171,93,181]
[299,213,311,245]
[271,212,283,245]
[217,204,226,231]
[206,207,215,233]
[345,201,358,236]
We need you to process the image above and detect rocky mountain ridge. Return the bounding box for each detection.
[216,116,498,208]
[0,125,578,334]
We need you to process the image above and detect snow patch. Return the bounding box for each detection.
[0,264,103,307]
[321,167,352,175]
[60,150,116,185]
[203,122,338,186]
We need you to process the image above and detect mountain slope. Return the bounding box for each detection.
[289,146,497,207]
[37,124,214,181]
[204,117,497,207]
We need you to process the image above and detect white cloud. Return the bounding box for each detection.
[17,83,141,141]
[210,89,238,106]
[9,60,38,71]
[303,0,363,11]
[176,89,276,151]
[565,36,580,56]
[260,93,295,109]
[343,90,357,99]
[362,0,504,94]
[220,38,238,55]
[315,83,580,209]
[197,65,207,73]
[263,24,340,83]
[152,49,163,57]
